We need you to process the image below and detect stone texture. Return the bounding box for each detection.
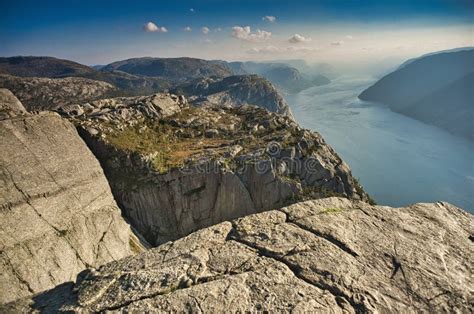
[5,197,472,312]
[0,74,116,111]
[60,93,369,245]
[0,107,145,304]
[0,88,27,119]
[172,75,294,118]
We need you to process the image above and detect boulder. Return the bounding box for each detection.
[0,88,27,119]
[0,108,145,304]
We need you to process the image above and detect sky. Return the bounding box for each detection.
[1,0,473,69]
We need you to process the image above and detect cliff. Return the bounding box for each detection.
[172,75,294,118]
[359,48,474,139]
[4,197,472,312]
[59,93,368,245]
[227,61,331,94]
[0,91,146,304]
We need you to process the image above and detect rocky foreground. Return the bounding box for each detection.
[3,197,472,312]
[0,89,146,304]
[0,85,472,311]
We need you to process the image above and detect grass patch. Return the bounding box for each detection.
[105,119,230,173]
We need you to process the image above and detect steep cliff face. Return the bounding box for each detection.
[171,75,294,118]
[227,61,331,94]
[5,197,472,312]
[0,92,145,304]
[60,93,368,245]
[359,48,474,139]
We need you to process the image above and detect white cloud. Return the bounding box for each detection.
[247,45,280,54]
[331,41,344,46]
[183,26,192,32]
[231,26,272,42]
[247,45,316,54]
[215,27,222,32]
[202,26,210,34]
[262,15,276,23]
[345,35,354,40]
[288,34,311,43]
[190,8,195,12]
[143,22,167,33]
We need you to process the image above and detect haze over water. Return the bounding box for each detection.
[287,76,474,213]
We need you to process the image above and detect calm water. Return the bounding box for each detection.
[287,76,474,213]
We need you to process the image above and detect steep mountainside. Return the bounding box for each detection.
[359,49,474,139]
[263,66,330,94]
[403,72,474,139]
[101,57,233,81]
[227,61,330,94]
[0,90,146,304]
[172,75,294,118]
[5,197,472,312]
[59,93,368,245]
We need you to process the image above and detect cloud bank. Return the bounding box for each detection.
[288,34,311,43]
[231,26,272,42]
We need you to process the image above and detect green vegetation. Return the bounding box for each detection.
[105,116,230,174]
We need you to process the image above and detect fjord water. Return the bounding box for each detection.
[287,76,474,213]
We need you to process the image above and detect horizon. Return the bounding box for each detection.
[1,0,473,71]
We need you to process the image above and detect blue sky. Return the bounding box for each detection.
[1,0,472,66]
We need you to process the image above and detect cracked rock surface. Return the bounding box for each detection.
[5,197,472,312]
[0,94,145,304]
[60,93,369,245]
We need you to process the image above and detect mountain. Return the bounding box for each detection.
[58,92,368,245]
[0,56,95,77]
[0,89,146,303]
[171,75,294,117]
[0,56,172,99]
[227,61,331,94]
[262,66,330,94]
[101,57,233,81]
[4,197,472,312]
[359,49,474,139]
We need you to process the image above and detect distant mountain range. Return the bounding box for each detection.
[0,56,297,117]
[227,61,330,94]
[0,55,332,113]
[359,48,474,140]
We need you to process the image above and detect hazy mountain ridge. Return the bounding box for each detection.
[227,61,331,94]
[171,75,294,118]
[359,49,474,139]
[0,56,293,116]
